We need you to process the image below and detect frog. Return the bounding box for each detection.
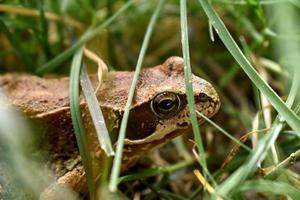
[0,56,220,199]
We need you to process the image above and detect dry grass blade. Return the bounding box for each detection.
[80,64,114,156]
[0,4,84,30]
[83,49,108,92]
[264,149,300,177]
[193,170,223,200]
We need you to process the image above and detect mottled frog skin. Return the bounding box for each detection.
[0,57,220,199]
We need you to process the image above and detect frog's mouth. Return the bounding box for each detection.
[123,126,192,154]
[124,122,189,146]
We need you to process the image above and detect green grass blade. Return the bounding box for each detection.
[195,2,300,199]
[0,19,33,72]
[37,1,53,59]
[69,48,95,198]
[180,0,214,184]
[109,0,165,192]
[36,0,134,74]
[197,0,300,132]
[236,180,300,199]
[264,28,300,41]
[80,65,114,156]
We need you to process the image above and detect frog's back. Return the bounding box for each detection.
[0,72,133,117]
[0,74,70,116]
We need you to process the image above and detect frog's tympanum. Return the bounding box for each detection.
[0,57,220,199]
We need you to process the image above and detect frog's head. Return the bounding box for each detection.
[98,56,220,169]
[124,56,220,147]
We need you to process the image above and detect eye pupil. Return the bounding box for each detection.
[158,99,174,111]
[151,92,180,119]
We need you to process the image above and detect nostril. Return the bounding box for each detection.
[195,93,209,102]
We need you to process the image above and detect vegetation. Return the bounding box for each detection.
[0,0,300,199]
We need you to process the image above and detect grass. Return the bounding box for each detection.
[180,0,214,185]
[109,0,165,192]
[69,47,95,198]
[1,0,300,200]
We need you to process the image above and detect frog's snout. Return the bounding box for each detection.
[192,76,221,118]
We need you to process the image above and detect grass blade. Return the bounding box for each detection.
[109,0,165,191]
[69,48,95,198]
[80,65,114,156]
[197,0,300,132]
[37,1,53,59]
[180,0,214,183]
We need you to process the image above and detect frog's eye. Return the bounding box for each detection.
[151,92,180,119]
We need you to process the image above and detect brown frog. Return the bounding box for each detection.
[0,56,220,199]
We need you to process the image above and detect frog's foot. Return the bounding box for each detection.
[40,165,86,200]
